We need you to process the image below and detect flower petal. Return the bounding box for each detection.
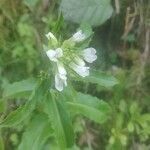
[45,32,57,41]
[55,74,64,91]
[83,48,96,55]
[82,48,97,63]
[45,32,58,46]
[72,30,86,42]
[55,73,67,91]
[70,62,89,77]
[57,62,67,75]
[83,55,97,63]
[55,48,63,58]
[46,50,58,62]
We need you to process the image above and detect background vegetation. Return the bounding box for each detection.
[0,0,149,149]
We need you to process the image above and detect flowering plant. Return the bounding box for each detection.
[45,30,97,91]
[0,27,117,149]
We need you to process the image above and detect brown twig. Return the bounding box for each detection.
[115,0,120,14]
[122,5,137,39]
[137,27,150,85]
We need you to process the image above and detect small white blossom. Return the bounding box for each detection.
[55,73,67,91]
[72,30,86,42]
[46,47,67,91]
[46,48,63,62]
[55,62,67,91]
[46,32,57,41]
[57,62,67,75]
[70,62,89,77]
[82,48,97,63]
[44,30,97,91]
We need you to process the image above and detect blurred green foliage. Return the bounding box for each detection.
[0,0,150,149]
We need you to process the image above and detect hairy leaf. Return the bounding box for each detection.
[67,92,111,124]
[0,96,36,128]
[3,78,36,98]
[18,113,53,150]
[84,70,118,87]
[0,79,48,128]
[75,70,118,87]
[60,0,113,26]
[44,91,74,149]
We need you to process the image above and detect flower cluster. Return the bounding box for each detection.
[45,30,97,91]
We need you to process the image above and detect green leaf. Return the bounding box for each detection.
[18,113,53,150]
[67,92,111,124]
[3,78,36,98]
[86,70,118,87]
[53,13,64,33]
[0,79,48,128]
[60,0,113,26]
[45,91,74,149]
[0,96,36,128]
[76,70,118,87]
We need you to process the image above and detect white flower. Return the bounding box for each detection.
[45,32,58,46]
[57,61,67,75]
[82,48,97,63]
[46,48,63,62]
[46,47,67,91]
[55,62,67,91]
[70,62,89,77]
[55,73,67,91]
[72,30,86,42]
[45,32,57,41]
